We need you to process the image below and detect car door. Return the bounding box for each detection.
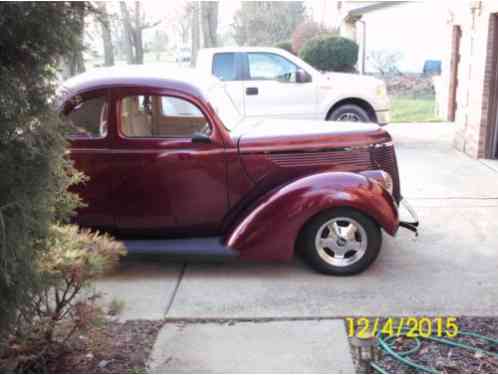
[64,89,114,229]
[111,87,228,236]
[242,52,317,119]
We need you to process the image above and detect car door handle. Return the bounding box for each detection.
[246,87,259,96]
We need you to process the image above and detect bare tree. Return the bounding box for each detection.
[201,2,218,48]
[150,30,169,61]
[232,2,306,46]
[96,2,114,66]
[133,2,145,64]
[119,1,161,64]
[367,49,403,76]
[120,2,135,63]
[191,2,200,66]
[178,3,193,45]
[62,2,86,78]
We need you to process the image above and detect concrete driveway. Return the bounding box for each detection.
[99,122,498,319]
[98,123,498,319]
[95,122,498,372]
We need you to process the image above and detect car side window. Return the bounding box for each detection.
[212,53,236,81]
[248,53,298,82]
[120,95,210,138]
[65,96,108,139]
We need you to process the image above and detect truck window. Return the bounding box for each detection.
[213,53,236,81]
[248,53,298,82]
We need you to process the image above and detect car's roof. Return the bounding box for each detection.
[60,64,220,100]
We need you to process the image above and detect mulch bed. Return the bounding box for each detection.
[380,74,435,97]
[54,320,164,373]
[349,317,498,374]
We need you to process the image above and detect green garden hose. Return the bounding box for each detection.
[370,329,498,373]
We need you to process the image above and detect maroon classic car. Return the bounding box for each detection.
[59,66,418,275]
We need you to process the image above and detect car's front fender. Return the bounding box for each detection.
[225,172,399,261]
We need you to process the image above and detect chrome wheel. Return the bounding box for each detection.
[314,217,368,267]
[337,112,361,122]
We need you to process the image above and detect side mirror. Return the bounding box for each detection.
[192,132,211,144]
[296,69,312,83]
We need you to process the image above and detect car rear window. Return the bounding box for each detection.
[212,53,236,81]
[64,96,108,139]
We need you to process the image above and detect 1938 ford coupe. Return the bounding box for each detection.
[59,66,418,275]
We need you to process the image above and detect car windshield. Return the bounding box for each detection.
[206,84,243,131]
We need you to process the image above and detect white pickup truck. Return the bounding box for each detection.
[196,47,390,124]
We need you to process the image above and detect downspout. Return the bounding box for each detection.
[358,19,367,75]
[463,2,480,155]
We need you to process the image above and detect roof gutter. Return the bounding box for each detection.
[344,1,411,22]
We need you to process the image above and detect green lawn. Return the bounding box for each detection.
[390,95,442,123]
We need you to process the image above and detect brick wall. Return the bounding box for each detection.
[482,14,498,157]
[452,2,498,159]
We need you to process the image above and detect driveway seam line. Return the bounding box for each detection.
[478,159,498,174]
[164,262,186,317]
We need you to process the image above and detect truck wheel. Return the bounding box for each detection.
[327,104,371,123]
[302,208,381,275]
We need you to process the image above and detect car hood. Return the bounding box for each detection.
[236,119,392,154]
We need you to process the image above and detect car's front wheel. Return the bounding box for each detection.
[302,208,381,275]
[327,104,371,123]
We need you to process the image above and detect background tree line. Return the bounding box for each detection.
[63,1,221,75]
[66,1,357,76]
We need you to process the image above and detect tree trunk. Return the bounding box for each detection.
[120,1,135,64]
[191,2,200,66]
[70,52,85,76]
[180,21,190,45]
[178,3,193,45]
[134,29,144,64]
[64,2,86,78]
[97,2,114,66]
[133,2,144,64]
[119,1,146,64]
[201,2,218,48]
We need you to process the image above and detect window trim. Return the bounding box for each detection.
[117,93,213,140]
[245,52,303,82]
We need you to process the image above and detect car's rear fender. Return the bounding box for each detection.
[224,172,399,261]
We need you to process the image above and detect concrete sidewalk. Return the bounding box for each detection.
[148,320,354,373]
[96,260,183,321]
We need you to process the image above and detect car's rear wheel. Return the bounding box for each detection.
[302,208,381,275]
[327,104,371,123]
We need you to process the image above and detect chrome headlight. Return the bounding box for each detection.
[379,170,393,194]
[360,170,394,194]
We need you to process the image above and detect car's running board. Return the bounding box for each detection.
[121,236,238,257]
